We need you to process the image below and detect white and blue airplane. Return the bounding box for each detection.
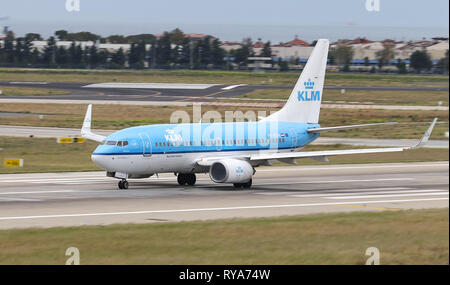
[81,39,437,189]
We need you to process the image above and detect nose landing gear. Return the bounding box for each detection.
[118,179,129,190]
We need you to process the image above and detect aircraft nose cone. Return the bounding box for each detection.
[91,154,109,170]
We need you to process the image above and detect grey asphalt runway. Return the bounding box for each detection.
[0,81,448,102]
[2,98,448,111]
[1,125,448,148]
[0,161,447,229]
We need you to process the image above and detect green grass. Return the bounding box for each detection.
[0,208,447,264]
[0,103,448,139]
[0,136,447,174]
[0,68,448,87]
[318,108,449,139]
[0,136,100,174]
[0,86,70,96]
[241,89,450,106]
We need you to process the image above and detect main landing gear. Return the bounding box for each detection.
[233,179,252,189]
[118,179,129,190]
[177,173,197,186]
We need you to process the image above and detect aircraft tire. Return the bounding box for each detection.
[177,174,187,185]
[186,174,196,186]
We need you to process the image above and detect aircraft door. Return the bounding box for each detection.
[289,128,298,148]
[139,133,152,157]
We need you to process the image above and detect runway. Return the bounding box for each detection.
[1,81,448,103]
[0,161,447,229]
[1,81,448,111]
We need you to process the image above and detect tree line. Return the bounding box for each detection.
[0,28,447,73]
[329,44,449,74]
[0,28,273,70]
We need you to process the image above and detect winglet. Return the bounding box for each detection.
[407,118,438,150]
[81,104,92,134]
[80,104,106,142]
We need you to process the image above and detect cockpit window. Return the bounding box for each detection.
[103,140,128,147]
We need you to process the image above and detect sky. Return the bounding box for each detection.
[1,0,449,42]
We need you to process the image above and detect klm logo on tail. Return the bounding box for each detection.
[298,79,320,102]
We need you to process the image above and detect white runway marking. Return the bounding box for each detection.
[326,192,449,200]
[254,178,414,186]
[0,177,109,183]
[29,180,110,184]
[289,189,441,198]
[255,187,411,196]
[256,163,449,172]
[0,197,447,221]
[0,197,41,202]
[83,83,219,90]
[221,84,247,90]
[0,190,75,195]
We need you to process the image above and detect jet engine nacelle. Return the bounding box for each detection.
[209,159,254,183]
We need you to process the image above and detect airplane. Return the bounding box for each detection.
[81,39,438,189]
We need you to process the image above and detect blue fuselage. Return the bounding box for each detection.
[93,121,320,156]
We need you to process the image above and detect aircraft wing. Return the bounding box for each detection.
[81,104,106,143]
[196,156,251,167]
[195,118,437,166]
[250,118,437,162]
[307,122,397,133]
